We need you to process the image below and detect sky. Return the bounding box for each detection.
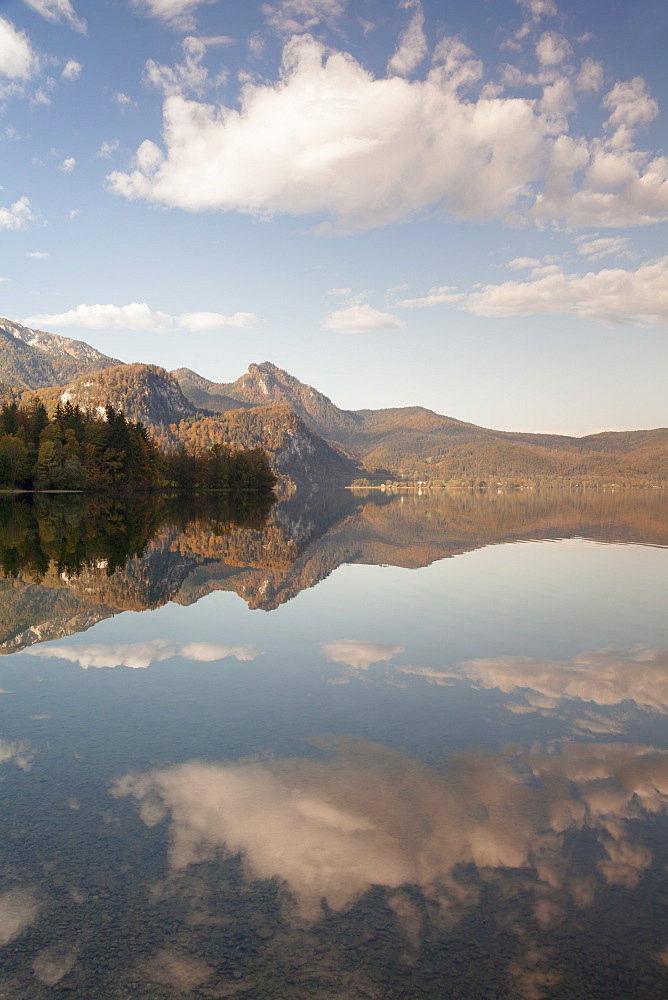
[0,0,666,435]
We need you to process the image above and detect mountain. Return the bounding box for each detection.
[180,361,363,443]
[0,317,120,389]
[176,362,668,485]
[37,363,361,489]
[50,362,197,424]
[0,317,664,487]
[170,368,251,414]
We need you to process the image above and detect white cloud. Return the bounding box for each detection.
[25,249,49,257]
[144,35,233,99]
[114,91,135,106]
[535,31,571,67]
[457,255,668,324]
[107,25,668,232]
[26,639,260,670]
[0,196,33,230]
[506,256,540,269]
[517,0,557,22]
[96,139,119,158]
[131,0,217,32]
[575,235,630,260]
[25,302,261,333]
[395,285,462,308]
[179,311,259,330]
[107,33,556,229]
[262,0,347,36]
[22,0,86,33]
[576,56,603,93]
[323,304,404,333]
[59,156,75,172]
[322,640,405,672]
[0,17,38,79]
[388,2,427,77]
[61,58,81,80]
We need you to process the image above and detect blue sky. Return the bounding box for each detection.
[0,0,666,434]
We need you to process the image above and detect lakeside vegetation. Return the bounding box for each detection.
[0,399,277,494]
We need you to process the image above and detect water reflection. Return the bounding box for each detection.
[452,646,668,715]
[0,488,666,655]
[1,490,667,998]
[25,639,260,669]
[114,739,668,922]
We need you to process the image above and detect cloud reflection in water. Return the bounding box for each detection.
[113,738,668,925]
[24,640,260,670]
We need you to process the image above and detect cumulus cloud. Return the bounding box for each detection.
[0,17,38,79]
[61,58,81,80]
[323,304,403,333]
[25,249,49,257]
[575,235,630,260]
[0,195,33,230]
[456,255,668,324]
[179,310,259,330]
[104,19,668,233]
[322,640,405,672]
[96,139,119,158]
[576,56,603,93]
[535,31,571,68]
[394,285,462,308]
[131,0,217,32]
[114,91,135,107]
[24,302,260,333]
[112,739,668,924]
[22,0,86,32]
[145,35,233,99]
[506,256,540,269]
[262,0,347,36]
[388,1,427,77]
[59,156,76,172]
[25,639,260,670]
[107,33,560,229]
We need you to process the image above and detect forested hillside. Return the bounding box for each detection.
[0,399,276,494]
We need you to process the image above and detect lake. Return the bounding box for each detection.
[0,488,667,999]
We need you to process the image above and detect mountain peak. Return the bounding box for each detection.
[0,317,120,390]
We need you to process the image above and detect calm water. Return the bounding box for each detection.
[0,489,667,999]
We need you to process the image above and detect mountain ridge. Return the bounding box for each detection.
[0,317,664,486]
[173,360,668,485]
[0,317,120,389]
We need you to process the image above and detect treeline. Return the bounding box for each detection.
[0,399,277,493]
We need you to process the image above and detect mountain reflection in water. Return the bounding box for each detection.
[0,488,667,999]
[0,488,666,653]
